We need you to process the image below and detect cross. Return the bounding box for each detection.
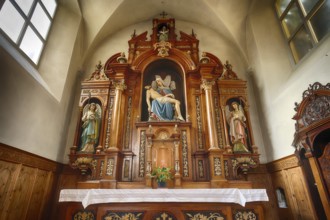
[160,11,168,18]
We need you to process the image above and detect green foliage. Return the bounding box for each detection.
[151,166,173,183]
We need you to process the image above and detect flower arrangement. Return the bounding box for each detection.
[151,166,173,183]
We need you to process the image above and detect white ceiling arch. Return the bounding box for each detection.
[68,0,254,66]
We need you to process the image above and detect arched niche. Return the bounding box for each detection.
[78,97,103,152]
[140,59,186,121]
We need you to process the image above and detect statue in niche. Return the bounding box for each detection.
[145,75,184,121]
[158,26,169,42]
[79,102,102,152]
[225,101,249,152]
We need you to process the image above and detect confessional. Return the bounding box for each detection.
[292,82,330,219]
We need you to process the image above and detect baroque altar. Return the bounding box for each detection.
[69,16,261,190]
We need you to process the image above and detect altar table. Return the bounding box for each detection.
[59,188,268,208]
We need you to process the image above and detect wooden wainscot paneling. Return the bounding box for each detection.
[0,143,61,220]
[247,164,279,220]
[267,154,317,220]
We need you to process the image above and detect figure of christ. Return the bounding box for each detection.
[145,75,184,121]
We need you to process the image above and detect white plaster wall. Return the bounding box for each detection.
[247,0,330,161]
[38,5,81,101]
[0,4,83,162]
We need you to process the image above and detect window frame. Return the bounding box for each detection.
[0,0,57,67]
[274,0,329,63]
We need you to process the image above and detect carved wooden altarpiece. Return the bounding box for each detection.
[292,82,330,219]
[69,16,260,189]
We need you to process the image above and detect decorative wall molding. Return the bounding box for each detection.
[266,154,299,173]
[0,143,60,172]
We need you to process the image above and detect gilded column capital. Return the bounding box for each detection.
[112,80,127,91]
[201,79,215,91]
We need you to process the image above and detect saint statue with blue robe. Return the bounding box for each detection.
[145,75,184,121]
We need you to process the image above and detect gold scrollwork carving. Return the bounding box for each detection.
[103,212,144,220]
[139,131,146,177]
[181,130,189,177]
[185,211,225,220]
[214,157,222,176]
[106,158,115,176]
[73,210,95,220]
[201,79,215,91]
[112,80,127,91]
[153,41,172,57]
[233,210,257,220]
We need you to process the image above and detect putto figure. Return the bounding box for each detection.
[145,75,184,121]
[225,101,249,152]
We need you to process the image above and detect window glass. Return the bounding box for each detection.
[41,0,57,17]
[20,26,43,63]
[299,0,319,15]
[0,1,25,42]
[31,3,50,39]
[282,3,303,38]
[276,0,292,16]
[290,26,314,62]
[15,0,34,16]
[310,1,330,41]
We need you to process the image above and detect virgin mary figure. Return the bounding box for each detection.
[79,103,101,152]
[225,101,249,152]
[145,75,184,121]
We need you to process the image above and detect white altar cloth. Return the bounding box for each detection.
[59,188,268,208]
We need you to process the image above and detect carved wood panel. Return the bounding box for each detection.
[318,144,330,197]
[0,143,60,220]
[286,168,316,220]
[7,165,36,219]
[26,169,51,220]
[0,160,19,218]
[268,155,316,220]
[60,202,265,220]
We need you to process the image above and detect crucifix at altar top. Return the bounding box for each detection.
[160,11,168,18]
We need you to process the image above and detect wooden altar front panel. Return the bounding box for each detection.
[60,202,265,220]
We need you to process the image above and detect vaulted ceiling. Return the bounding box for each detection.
[60,0,255,64]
